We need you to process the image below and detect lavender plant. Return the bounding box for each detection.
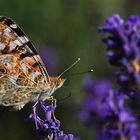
[80,77,139,139]
[79,14,140,140]
[28,101,76,140]
[99,14,140,90]
[98,14,140,104]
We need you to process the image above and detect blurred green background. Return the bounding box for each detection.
[0,0,139,139]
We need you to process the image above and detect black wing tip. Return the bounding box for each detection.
[0,16,16,24]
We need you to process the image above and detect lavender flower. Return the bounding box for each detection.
[79,77,112,122]
[79,77,140,140]
[28,101,76,140]
[99,15,140,89]
[79,14,140,140]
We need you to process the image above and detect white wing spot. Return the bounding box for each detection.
[9,41,17,51]
[0,43,5,50]
[18,36,29,44]
[10,24,17,29]
[14,40,23,46]
[4,27,11,33]
[21,63,28,73]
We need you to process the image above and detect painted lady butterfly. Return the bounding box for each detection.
[0,16,68,110]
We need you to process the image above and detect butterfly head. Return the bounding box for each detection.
[50,77,66,91]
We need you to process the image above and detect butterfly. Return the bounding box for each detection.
[0,16,66,110]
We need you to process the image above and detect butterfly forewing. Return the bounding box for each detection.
[0,16,50,83]
[0,16,51,110]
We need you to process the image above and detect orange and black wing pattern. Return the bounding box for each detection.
[0,16,50,110]
[0,16,50,83]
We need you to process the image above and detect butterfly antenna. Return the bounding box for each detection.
[58,58,80,79]
[70,69,93,76]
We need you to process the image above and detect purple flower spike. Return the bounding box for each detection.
[106,14,124,27]
[99,14,140,100]
[80,77,140,140]
[79,14,140,140]
[79,78,112,123]
[27,101,78,140]
[40,101,55,122]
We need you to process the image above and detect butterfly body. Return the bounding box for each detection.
[0,16,65,110]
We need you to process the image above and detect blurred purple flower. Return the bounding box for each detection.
[99,15,140,89]
[79,77,112,122]
[79,77,140,140]
[38,45,59,75]
[28,101,77,140]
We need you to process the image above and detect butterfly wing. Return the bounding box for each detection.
[0,16,50,83]
[0,16,50,109]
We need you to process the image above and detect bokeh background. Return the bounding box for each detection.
[0,0,139,140]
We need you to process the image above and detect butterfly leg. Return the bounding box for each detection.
[50,96,57,121]
[50,96,56,107]
[32,100,39,128]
